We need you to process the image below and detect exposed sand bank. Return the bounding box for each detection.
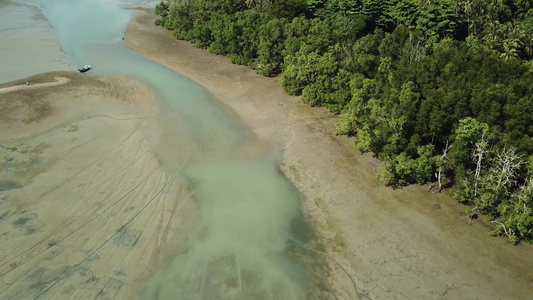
[123,8,533,299]
[0,76,70,94]
[0,72,201,299]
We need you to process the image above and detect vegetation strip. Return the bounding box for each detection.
[154,0,533,244]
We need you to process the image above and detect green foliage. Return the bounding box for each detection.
[235,10,265,64]
[415,145,436,184]
[280,43,321,94]
[527,155,533,176]
[269,0,308,18]
[348,31,383,76]
[154,0,533,243]
[283,17,311,60]
[280,64,302,94]
[378,153,416,187]
[356,125,372,152]
[427,1,457,39]
[450,117,489,173]
[191,13,212,47]
[495,179,533,243]
[453,179,476,204]
[335,107,358,135]
[299,51,351,112]
[155,2,168,16]
[257,18,288,75]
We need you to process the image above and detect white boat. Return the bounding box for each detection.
[78,65,91,73]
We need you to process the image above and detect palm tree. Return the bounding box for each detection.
[505,22,526,50]
[418,0,435,8]
[522,33,533,59]
[482,21,501,49]
[245,0,272,11]
[500,40,518,60]
[462,0,474,36]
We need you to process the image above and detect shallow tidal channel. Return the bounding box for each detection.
[1,0,333,298]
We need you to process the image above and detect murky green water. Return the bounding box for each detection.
[4,0,332,298]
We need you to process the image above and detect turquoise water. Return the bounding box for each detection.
[9,0,330,298]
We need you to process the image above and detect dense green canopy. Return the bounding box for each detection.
[155,0,533,244]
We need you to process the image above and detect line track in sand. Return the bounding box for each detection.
[0,76,70,94]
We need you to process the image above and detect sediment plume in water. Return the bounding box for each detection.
[141,111,319,299]
[144,160,307,299]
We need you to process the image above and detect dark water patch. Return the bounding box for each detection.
[4,167,16,177]
[13,216,30,227]
[27,267,47,282]
[0,179,22,191]
[28,4,47,22]
[12,213,39,235]
[61,285,76,296]
[0,211,9,222]
[68,124,79,132]
[31,142,51,155]
[113,227,141,248]
[30,158,42,166]
[24,226,36,235]
[86,253,100,263]
[103,277,125,293]
[84,273,98,284]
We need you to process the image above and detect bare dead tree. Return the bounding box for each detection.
[491,178,533,241]
[435,140,452,192]
[489,146,524,195]
[408,33,427,64]
[491,220,514,238]
[514,178,533,210]
[472,133,490,196]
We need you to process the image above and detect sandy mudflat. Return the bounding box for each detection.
[123,8,533,300]
[0,76,70,94]
[0,73,201,299]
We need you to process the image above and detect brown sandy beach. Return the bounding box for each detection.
[122,8,533,300]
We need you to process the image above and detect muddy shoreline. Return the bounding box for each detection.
[122,8,533,299]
